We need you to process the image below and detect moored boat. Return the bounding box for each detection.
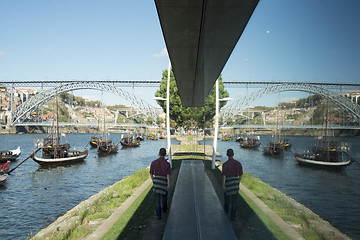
[294,100,354,169]
[32,90,88,166]
[0,146,21,163]
[32,149,88,166]
[240,136,260,149]
[135,134,144,141]
[263,142,283,155]
[90,136,102,148]
[42,136,71,157]
[280,138,292,150]
[147,134,157,140]
[97,140,119,154]
[235,135,244,142]
[294,152,352,168]
[0,161,10,175]
[294,141,353,168]
[120,135,140,148]
[0,174,8,185]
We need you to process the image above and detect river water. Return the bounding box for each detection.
[1,133,359,239]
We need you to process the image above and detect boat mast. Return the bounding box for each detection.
[324,100,329,161]
[56,89,60,149]
[103,107,107,144]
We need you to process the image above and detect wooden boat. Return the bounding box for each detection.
[240,136,260,149]
[90,136,102,148]
[294,101,354,169]
[97,140,119,154]
[222,136,232,141]
[32,90,88,165]
[294,139,353,168]
[120,136,140,148]
[294,152,352,168]
[280,138,292,150]
[263,107,284,156]
[42,136,71,157]
[147,135,157,140]
[235,135,244,142]
[0,146,21,163]
[135,134,144,141]
[32,149,88,166]
[263,142,283,155]
[0,161,10,175]
[0,174,8,185]
[96,109,119,155]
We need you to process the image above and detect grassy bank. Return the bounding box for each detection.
[208,160,349,240]
[31,168,151,240]
[31,147,349,240]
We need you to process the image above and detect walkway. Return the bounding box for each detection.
[162,160,237,240]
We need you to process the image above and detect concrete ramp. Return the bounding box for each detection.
[163,160,236,240]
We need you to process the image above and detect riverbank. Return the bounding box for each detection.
[30,140,350,239]
[2,124,360,137]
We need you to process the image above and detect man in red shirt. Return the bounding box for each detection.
[150,148,171,219]
[222,148,243,220]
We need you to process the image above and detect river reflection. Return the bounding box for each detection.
[203,134,360,239]
[0,133,359,239]
[0,133,178,240]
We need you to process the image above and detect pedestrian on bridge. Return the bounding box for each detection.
[222,148,243,221]
[150,148,171,219]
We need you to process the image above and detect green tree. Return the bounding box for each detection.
[155,69,229,128]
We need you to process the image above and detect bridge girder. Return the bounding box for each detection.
[220,82,360,124]
[11,81,158,125]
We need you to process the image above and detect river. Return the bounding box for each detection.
[1,133,359,239]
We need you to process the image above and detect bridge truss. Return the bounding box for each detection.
[220,82,360,124]
[3,80,360,126]
[11,81,159,125]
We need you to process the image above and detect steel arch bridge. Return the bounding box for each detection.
[11,81,158,125]
[220,82,360,124]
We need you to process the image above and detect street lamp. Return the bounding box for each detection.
[153,60,172,167]
[212,79,233,169]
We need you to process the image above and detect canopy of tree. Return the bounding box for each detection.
[155,69,229,128]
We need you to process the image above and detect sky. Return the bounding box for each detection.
[1,0,360,108]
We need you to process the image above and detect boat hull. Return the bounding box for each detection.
[98,145,119,154]
[32,149,88,166]
[120,137,140,148]
[120,142,140,148]
[0,147,21,163]
[0,161,10,175]
[294,153,352,168]
[0,174,8,185]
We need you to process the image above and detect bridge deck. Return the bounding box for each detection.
[162,159,236,240]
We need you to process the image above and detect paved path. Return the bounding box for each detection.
[162,160,237,240]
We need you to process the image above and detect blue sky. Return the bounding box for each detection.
[1,0,359,107]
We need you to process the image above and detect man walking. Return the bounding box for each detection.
[150,148,171,219]
[222,148,243,220]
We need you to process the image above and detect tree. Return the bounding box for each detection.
[155,68,229,128]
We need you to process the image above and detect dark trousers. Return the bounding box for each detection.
[224,193,238,220]
[154,191,168,218]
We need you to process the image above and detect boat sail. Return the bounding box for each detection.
[32,91,88,166]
